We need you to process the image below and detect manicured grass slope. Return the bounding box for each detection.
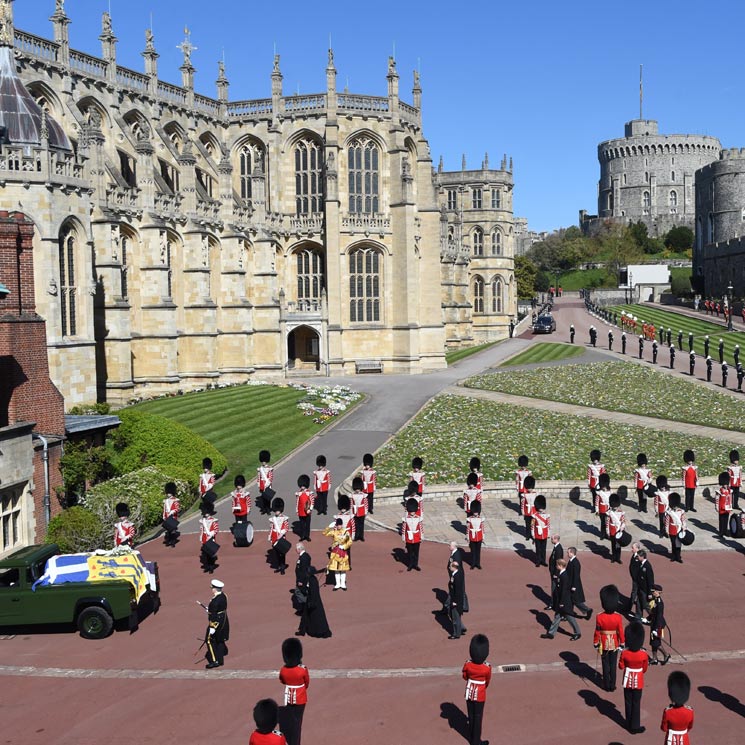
[467,361,745,431]
[132,386,333,495]
[500,342,584,366]
[374,394,736,485]
[446,340,501,365]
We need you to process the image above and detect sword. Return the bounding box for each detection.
[660,636,688,661]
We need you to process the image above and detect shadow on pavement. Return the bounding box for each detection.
[576,519,602,539]
[506,520,529,540]
[640,538,669,556]
[583,539,611,560]
[391,547,408,566]
[440,702,470,742]
[530,607,552,632]
[630,517,660,534]
[698,685,745,718]
[577,689,627,728]
[688,517,717,535]
[450,519,467,536]
[560,651,601,689]
[527,582,552,607]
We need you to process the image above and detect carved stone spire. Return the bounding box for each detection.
[483,152,489,169]
[461,153,466,171]
[0,0,14,48]
[99,11,117,64]
[177,26,197,89]
[438,155,443,173]
[142,28,159,78]
[216,59,229,102]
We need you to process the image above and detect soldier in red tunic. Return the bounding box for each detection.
[593,584,625,692]
[618,621,648,734]
[469,456,483,491]
[682,449,698,512]
[728,449,741,509]
[661,671,694,745]
[467,500,485,570]
[295,475,314,542]
[313,455,330,516]
[462,634,492,745]
[199,457,216,497]
[634,452,652,513]
[607,493,627,564]
[257,450,274,515]
[114,502,135,547]
[402,497,423,571]
[278,638,309,745]
[268,498,290,575]
[595,473,612,540]
[665,493,688,563]
[463,472,482,515]
[230,474,251,524]
[531,494,550,567]
[409,456,425,496]
[199,501,219,574]
[654,475,671,538]
[162,482,181,547]
[360,452,376,515]
[249,699,287,745]
[349,476,368,542]
[715,471,733,537]
[515,454,531,498]
[587,449,606,501]
[521,475,538,540]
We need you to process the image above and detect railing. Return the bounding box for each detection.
[284,94,326,113]
[0,146,42,174]
[399,101,419,122]
[338,94,388,113]
[227,98,273,117]
[154,191,183,215]
[116,66,149,93]
[286,299,322,313]
[105,185,140,210]
[70,49,108,79]
[194,198,221,222]
[290,214,324,233]
[53,153,85,179]
[341,212,391,232]
[232,202,253,225]
[14,30,59,62]
[157,80,188,106]
[194,94,220,117]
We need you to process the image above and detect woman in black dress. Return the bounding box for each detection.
[298,569,331,639]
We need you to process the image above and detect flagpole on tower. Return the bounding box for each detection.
[639,64,643,120]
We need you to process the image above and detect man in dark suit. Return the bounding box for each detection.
[448,540,465,571]
[566,547,593,620]
[636,549,655,621]
[628,542,642,616]
[441,542,466,614]
[546,534,563,609]
[542,558,581,640]
[295,542,311,589]
[448,560,466,639]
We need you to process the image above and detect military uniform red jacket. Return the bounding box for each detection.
[521,490,537,517]
[471,470,483,491]
[595,488,611,515]
[409,470,425,494]
[661,705,694,744]
[467,514,485,542]
[608,509,626,536]
[313,467,330,493]
[531,511,550,540]
[402,514,423,543]
[634,466,652,490]
[249,730,287,745]
[295,489,313,518]
[463,487,482,513]
[350,490,368,517]
[618,649,648,689]
[515,467,531,493]
[257,465,274,493]
[360,466,375,493]
[231,488,251,518]
[665,508,686,536]
[162,497,180,520]
[268,514,289,544]
[587,462,606,489]
[199,471,215,496]
[334,511,356,539]
[716,485,733,514]
[593,612,625,652]
[728,464,742,488]
[199,516,218,544]
[462,660,492,702]
[114,518,135,546]
[682,464,698,489]
[279,664,310,705]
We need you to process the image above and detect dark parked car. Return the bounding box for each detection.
[533,314,556,334]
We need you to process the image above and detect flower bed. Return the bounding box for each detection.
[373,394,738,485]
[290,383,362,423]
[466,361,745,431]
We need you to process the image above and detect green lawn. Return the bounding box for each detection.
[558,268,615,291]
[609,304,745,361]
[446,340,502,365]
[500,342,584,367]
[131,384,360,495]
[467,361,745,431]
[374,394,737,484]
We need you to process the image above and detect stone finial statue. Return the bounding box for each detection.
[401,156,411,177]
[56,0,65,13]
[273,54,281,73]
[413,69,420,88]
[217,59,226,80]
[102,11,112,35]
[0,0,13,47]
[88,107,102,128]
[145,28,155,52]
[328,48,334,66]
[326,150,335,170]
[177,26,197,66]
[388,55,396,75]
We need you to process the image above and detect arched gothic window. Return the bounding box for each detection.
[491,276,503,313]
[349,247,381,322]
[491,230,501,255]
[472,228,484,257]
[295,138,324,215]
[121,232,130,300]
[296,248,325,308]
[642,191,651,213]
[473,276,484,314]
[348,138,379,214]
[707,214,714,244]
[239,145,253,200]
[59,228,77,336]
[669,190,678,212]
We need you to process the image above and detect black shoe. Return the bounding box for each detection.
[477,565,482,570]
[333,587,340,591]
[649,658,658,665]
[690,508,697,512]
[295,631,306,636]
[540,633,554,639]
[570,634,581,641]
[586,609,594,621]
[631,726,646,734]
[341,587,347,591]
[544,605,552,611]
[660,653,671,665]
[414,566,421,571]
[205,662,220,669]
[407,567,413,572]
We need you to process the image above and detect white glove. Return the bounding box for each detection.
[651,630,657,639]
[209,627,215,635]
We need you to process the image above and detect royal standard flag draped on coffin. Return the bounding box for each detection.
[33,550,149,601]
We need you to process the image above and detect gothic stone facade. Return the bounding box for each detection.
[3,8,515,406]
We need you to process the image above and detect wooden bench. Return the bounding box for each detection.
[355,359,383,374]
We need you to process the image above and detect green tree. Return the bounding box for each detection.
[60,440,114,505]
[514,255,537,299]
[535,270,551,293]
[664,226,694,251]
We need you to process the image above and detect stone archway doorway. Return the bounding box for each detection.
[287,325,321,371]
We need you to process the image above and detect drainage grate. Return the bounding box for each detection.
[0,635,16,640]
[499,664,525,673]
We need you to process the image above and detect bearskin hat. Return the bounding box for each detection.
[297,474,311,489]
[282,637,303,667]
[684,449,695,463]
[719,471,731,486]
[625,622,645,653]
[656,475,668,489]
[271,497,285,513]
[667,671,691,707]
[335,517,343,526]
[469,500,482,515]
[316,454,327,468]
[466,472,479,488]
[599,584,620,614]
[234,474,246,488]
[598,473,611,489]
[609,492,620,509]
[405,497,419,513]
[668,492,682,510]
[202,457,213,470]
[352,476,364,492]
[199,501,215,516]
[164,482,177,496]
[730,449,740,464]
[469,456,481,471]
[363,453,374,467]
[590,449,601,462]
[524,475,536,490]
[259,450,271,463]
[412,456,424,470]
[636,453,647,467]
[253,698,279,734]
[518,454,529,468]
[337,494,351,511]
[408,480,420,495]
[644,483,657,499]
[469,634,490,665]
[115,502,130,518]
[534,494,546,511]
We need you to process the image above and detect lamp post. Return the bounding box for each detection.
[727,281,734,332]
[628,271,633,305]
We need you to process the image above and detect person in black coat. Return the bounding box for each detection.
[648,584,669,665]
[636,549,655,620]
[542,558,581,640]
[628,542,642,616]
[546,535,563,610]
[448,560,466,639]
[566,547,593,619]
[441,542,468,615]
[204,579,229,669]
[294,544,331,639]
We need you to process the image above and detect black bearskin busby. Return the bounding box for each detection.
[524,475,536,490]
[625,621,645,652]
[730,449,740,464]
[407,480,420,495]
[636,453,647,467]
[469,499,482,515]
[259,450,271,463]
[667,671,691,707]
[609,492,620,509]
[656,475,668,489]
[297,474,311,489]
[469,633,490,665]
[719,471,730,487]
[518,454,529,468]
[200,500,215,516]
[164,482,177,495]
[534,494,546,511]
[683,449,695,463]
[411,456,423,470]
[466,472,479,488]
[316,454,327,468]
[271,497,285,513]
[352,476,364,492]
[599,584,620,614]
[234,474,246,488]
[598,472,611,489]
[115,502,130,518]
[405,497,419,513]
[253,698,279,734]
[282,637,303,667]
[203,489,217,505]
[363,453,374,467]
[590,449,601,462]
[202,457,212,470]
[469,456,481,471]
[337,494,351,511]
[668,492,682,510]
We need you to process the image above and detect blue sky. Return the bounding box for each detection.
[15,0,744,232]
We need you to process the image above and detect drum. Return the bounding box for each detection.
[163,516,179,534]
[730,511,745,538]
[274,536,291,556]
[201,537,220,558]
[619,531,632,547]
[679,530,695,546]
[231,520,254,547]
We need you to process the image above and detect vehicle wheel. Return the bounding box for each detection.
[77,606,114,639]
